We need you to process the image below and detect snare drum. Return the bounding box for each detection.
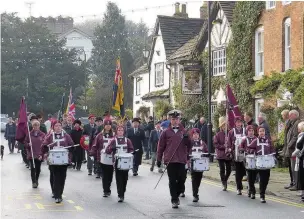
[245,155,256,170]
[191,157,209,172]
[48,148,69,165]
[100,149,113,165]
[116,153,133,170]
[256,155,275,170]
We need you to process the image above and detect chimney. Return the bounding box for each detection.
[200,3,208,20]
[174,2,180,15]
[181,4,188,18]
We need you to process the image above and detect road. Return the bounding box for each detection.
[1,133,304,219]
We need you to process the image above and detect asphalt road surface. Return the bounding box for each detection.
[1,133,304,219]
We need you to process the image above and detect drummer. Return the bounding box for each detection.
[239,125,258,199]
[106,125,134,203]
[241,126,275,203]
[90,119,114,197]
[40,120,74,204]
[189,128,208,202]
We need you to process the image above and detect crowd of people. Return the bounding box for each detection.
[2,108,304,208]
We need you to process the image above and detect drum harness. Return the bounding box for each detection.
[234,128,245,161]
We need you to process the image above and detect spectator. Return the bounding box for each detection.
[281,110,290,124]
[283,110,300,191]
[144,116,154,160]
[44,114,53,133]
[161,114,170,129]
[244,112,258,136]
[4,117,16,153]
[63,116,74,135]
[257,113,271,137]
[195,117,207,144]
[36,114,47,134]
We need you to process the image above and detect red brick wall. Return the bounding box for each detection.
[258,2,304,75]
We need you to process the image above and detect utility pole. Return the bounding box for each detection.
[25,1,35,18]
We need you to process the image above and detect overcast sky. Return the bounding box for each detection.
[1,0,203,27]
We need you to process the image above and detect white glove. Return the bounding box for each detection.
[292,149,300,157]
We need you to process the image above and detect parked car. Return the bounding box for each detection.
[1,117,9,132]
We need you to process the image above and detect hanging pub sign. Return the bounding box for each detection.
[181,61,202,95]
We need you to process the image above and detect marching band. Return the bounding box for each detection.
[15,109,303,207]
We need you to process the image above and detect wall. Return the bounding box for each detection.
[149,28,170,92]
[64,31,93,60]
[132,72,153,118]
[258,1,304,75]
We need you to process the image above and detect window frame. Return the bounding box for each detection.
[135,77,141,96]
[284,18,291,71]
[155,62,164,87]
[255,27,264,76]
[266,1,276,10]
[212,48,227,76]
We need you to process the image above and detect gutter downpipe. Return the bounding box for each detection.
[165,63,172,105]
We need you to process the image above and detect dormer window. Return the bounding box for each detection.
[155,62,164,86]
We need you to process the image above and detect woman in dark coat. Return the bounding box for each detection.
[70,120,84,171]
[294,121,304,202]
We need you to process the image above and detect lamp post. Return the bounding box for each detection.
[77,49,87,113]
[207,1,213,159]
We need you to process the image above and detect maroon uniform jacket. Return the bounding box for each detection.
[240,136,275,155]
[213,130,229,160]
[90,131,114,162]
[41,131,74,163]
[227,127,246,154]
[157,124,192,165]
[25,130,46,160]
[106,137,134,155]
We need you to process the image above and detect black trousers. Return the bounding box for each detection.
[74,148,84,170]
[235,161,246,190]
[100,163,114,193]
[218,159,232,182]
[181,169,188,193]
[167,163,187,202]
[191,171,203,197]
[286,158,294,185]
[29,159,42,183]
[247,169,270,197]
[7,137,15,152]
[115,167,129,198]
[21,149,28,164]
[49,165,68,199]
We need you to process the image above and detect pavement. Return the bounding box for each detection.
[1,133,304,219]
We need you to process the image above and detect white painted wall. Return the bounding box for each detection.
[63,30,93,61]
[132,72,153,118]
[150,28,170,92]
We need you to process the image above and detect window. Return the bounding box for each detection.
[266,1,276,9]
[284,18,291,71]
[211,104,217,120]
[255,27,264,76]
[255,99,264,122]
[135,78,141,96]
[282,1,291,5]
[212,48,226,76]
[155,63,164,86]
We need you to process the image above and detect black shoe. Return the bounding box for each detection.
[103,193,108,197]
[96,175,101,179]
[237,190,242,195]
[32,183,38,188]
[193,196,199,202]
[251,194,256,199]
[55,198,62,203]
[133,172,138,176]
[248,192,251,198]
[180,193,185,198]
[88,172,92,176]
[118,197,124,202]
[260,197,266,203]
[172,202,178,209]
[150,167,154,172]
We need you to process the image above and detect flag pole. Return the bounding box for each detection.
[23,97,36,171]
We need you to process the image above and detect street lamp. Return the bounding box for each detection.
[77,49,87,113]
[143,48,149,58]
[207,1,213,159]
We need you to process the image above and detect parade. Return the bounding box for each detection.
[1,1,304,218]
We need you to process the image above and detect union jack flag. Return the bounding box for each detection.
[66,88,75,119]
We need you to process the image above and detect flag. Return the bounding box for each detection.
[66,88,75,119]
[15,97,28,143]
[226,84,242,129]
[112,58,125,117]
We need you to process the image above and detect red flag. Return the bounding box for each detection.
[226,84,242,129]
[15,97,28,143]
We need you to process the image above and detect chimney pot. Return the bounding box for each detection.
[175,2,180,14]
[181,4,186,14]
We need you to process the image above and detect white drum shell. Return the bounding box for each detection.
[100,149,113,165]
[245,155,256,170]
[192,157,209,172]
[256,155,275,170]
[48,148,69,165]
[116,153,133,170]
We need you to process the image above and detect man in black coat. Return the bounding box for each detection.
[244,112,258,136]
[149,121,163,173]
[126,118,145,176]
[144,116,155,160]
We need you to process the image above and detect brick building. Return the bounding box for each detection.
[255,1,304,78]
